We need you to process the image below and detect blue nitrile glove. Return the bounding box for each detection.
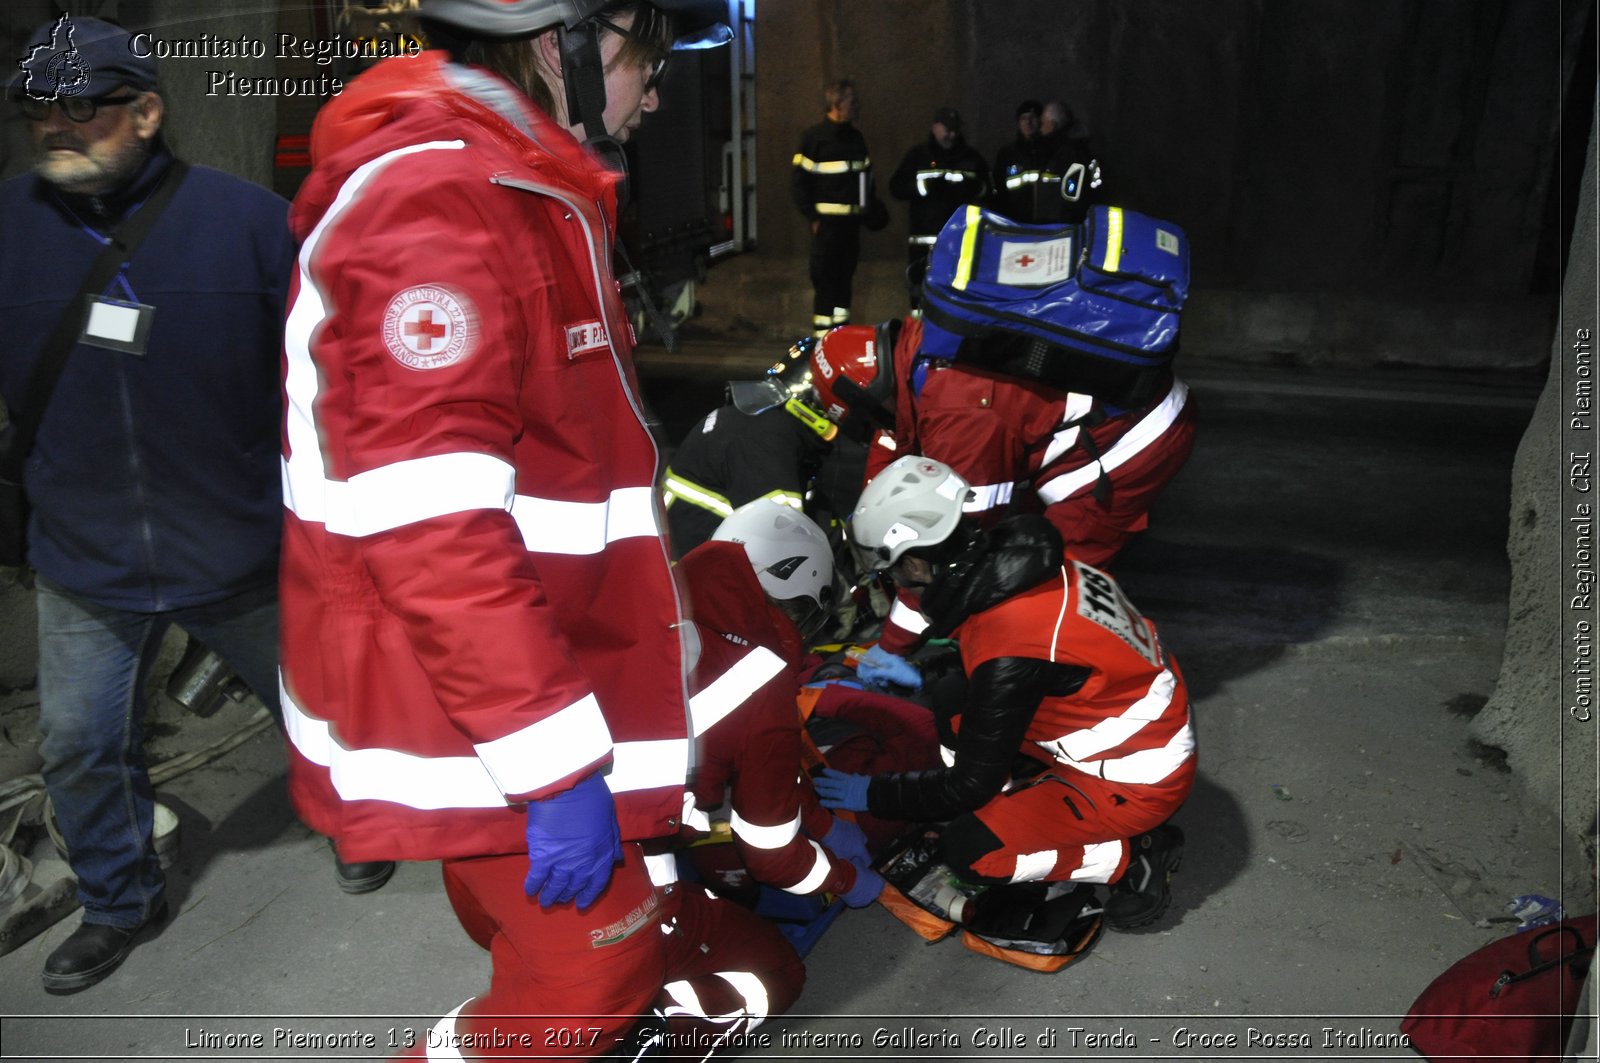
[820,816,872,866]
[814,768,872,812]
[524,773,623,910]
[856,645,922,691]
[839,863,885,908]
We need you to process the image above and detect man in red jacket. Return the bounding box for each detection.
[819,457,1195,931]
[276,1,789,1056]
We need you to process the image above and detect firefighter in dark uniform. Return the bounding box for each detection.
[888,106,989,310]
[791,78,888,338]
[1038,101,1103,225]
[992,99,1058,223]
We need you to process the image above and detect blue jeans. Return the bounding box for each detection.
[35,576,280,929]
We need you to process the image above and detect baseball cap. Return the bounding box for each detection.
[7,15,158,100]
[933,107,961,132]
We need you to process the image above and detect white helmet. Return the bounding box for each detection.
[851,456,971,568]
[713,501,834,637]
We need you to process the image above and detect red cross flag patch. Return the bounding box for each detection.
[995,236,1075,286]
[382,285,477,370]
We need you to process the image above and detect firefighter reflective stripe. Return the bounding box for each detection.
[283,687,687,806]
[1003,169,1060,189]
[1039,392,1097,466]
[661,469,733,519]
[474,694,611,796]
[510,487,659,555]
[914,168,981,196]
[1035,381,1189,504]
[1101,206,1125,273]
[283,139,468,528]
[662,972,773,1028]
[792,154,870,174]
[952,204,983,290]
[643,851,679,887]
[689,646,787,737]
[758,488,805,510]
[783,840,833,894]
[963,481,1016,514]
[425,1000,471,1062]
[908,234,938,246]
[887,598,930,635]
[1045,719,1196,786]
[730,808,802,850]
[814,202,861,215]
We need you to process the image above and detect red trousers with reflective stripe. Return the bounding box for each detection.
[428,844,803,1059]
[964,759,1194,885]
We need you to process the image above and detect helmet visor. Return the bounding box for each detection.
[728,377,791,415]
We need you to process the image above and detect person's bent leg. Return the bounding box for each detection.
[434,845,667,1059]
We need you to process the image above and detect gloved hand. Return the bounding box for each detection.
[820,816,871,866]
[524,773,623,910]
[814,768,872,813]
[839,864,886,908]
[856,645,922,691]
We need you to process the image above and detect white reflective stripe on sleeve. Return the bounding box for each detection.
[284,687,680,806]
[689,646,786,737]
[1040,392,1096,467]
[660,979,707,1020]
[963,481,1016,513]
[510,486,660,555]
[426,1000,472,1062]
[283,139,467,526]
[473,693,611,796]
[1036,380,1189,504]
[729,808,802,850]
[1050,669,1176,762]
[643,851,679,887]
[782,840,833,895]
[886,598,930,635]
[716,972,772,1028]
[1011,849,1057,882]
[1069,839,1126,884]
[320,452,515,537]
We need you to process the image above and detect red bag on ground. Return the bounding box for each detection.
[1400,914,1595,1061]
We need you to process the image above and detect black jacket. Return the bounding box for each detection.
[792,118,888,230]
[888,135,990,237]
[866,515,1090,821]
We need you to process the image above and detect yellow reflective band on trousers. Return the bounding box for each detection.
[814,202,861,216]
[661,468,733,519]
[1102,206,1124,273]
[953,204,983,290]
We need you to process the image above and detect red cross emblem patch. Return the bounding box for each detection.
[382,285,476,370]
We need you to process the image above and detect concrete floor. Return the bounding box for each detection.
[0,335,1588,1060]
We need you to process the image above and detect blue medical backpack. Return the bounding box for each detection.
[920,204,1190,406]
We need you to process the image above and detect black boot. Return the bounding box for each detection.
[1105,824,1184,930]
[42,902,168,994]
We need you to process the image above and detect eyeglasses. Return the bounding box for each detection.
[18,93,142,123]
[591,15,671,92]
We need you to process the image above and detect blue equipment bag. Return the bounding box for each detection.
[920,204,1190,406]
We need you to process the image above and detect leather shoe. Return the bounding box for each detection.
[335,858,395,895]
[42,902,168,994]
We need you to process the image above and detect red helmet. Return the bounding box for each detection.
[729,322,897,441]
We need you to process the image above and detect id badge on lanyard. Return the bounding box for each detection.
[80,268,154,356]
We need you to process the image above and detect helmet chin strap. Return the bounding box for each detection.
[558,20,611,146]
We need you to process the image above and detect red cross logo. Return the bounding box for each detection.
[1016,254,1036,268]
[404,309,449,351]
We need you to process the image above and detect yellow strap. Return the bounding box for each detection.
[953,203,982,291]
[1102,206,1124,273]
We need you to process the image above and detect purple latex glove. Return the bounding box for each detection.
[821,815,872,866]
[524,773,622,909]
[814,767,872,812]
[839,863,886,908]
